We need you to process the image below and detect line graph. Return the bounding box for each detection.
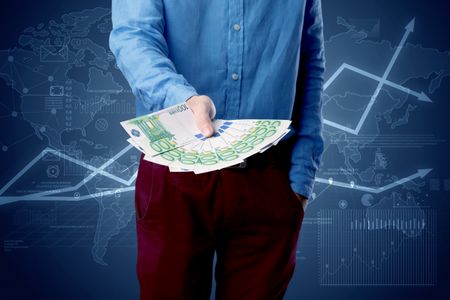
[0,144,432,205]
[0,145,137,205]
[314,169,432,194]
[0,18,435,206]
[323,18,432,135]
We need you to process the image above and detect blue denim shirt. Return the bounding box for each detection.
[109,0,325,199]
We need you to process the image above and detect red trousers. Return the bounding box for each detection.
[134,143,305,300]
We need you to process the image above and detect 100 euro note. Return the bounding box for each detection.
[122,102,292,173]
[121,103,201,157]
[142,119,290,173]
[215,119,291,158]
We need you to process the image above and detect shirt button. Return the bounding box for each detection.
[231,73,239,80]
[233,23,241,31]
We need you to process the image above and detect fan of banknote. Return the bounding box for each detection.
[121,103,291,173]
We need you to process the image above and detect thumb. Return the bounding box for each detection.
[186,95,215,137]
[195,108,214,137]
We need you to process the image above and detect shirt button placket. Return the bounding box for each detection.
[227,0,244,118]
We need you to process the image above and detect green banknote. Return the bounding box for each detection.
[122,104,291,173]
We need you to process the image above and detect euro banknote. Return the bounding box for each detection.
[121,103,291,173]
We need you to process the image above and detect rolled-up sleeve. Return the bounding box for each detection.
[109,0,198,110]
[289,0,326,199]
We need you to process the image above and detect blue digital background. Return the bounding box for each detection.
[0,0,449,299]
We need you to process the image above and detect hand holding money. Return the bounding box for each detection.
[186,95,216,138]
[121,102,291,173]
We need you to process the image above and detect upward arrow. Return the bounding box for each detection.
[417,168,432,178]
[378,17,415,86]
[354,18,417,134]
[405,18,415,33]
[377,168,431,192]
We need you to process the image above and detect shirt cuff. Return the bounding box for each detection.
[165,84,198,108]
[290,180,315,200]
[289,164,317,199]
